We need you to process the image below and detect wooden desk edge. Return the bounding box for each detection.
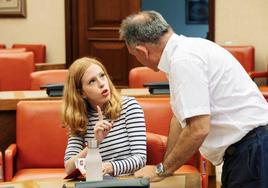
[0,89,169,111]
[0,172,200,188]
[35,63,66,71]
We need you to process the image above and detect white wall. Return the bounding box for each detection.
[0,0,65,63]
[215,1,268,183]
[1,0,268,70]
[215,0,268,72]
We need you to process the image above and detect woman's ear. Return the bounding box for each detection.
[135,45,149,58]
[80,89,86,100]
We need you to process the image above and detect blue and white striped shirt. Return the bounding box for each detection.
[64,96,147,176]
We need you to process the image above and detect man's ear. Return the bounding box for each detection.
[135,45,149,58]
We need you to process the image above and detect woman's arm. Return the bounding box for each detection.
[64,137,87,175]
[110,97,147,176]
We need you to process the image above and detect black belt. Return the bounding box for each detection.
[225,124,268,156]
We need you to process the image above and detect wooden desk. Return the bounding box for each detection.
[0,173,200,188]
[0,89,169,111]
[35,62,66,71]
[0,89,169,153]
[0,90,61,111]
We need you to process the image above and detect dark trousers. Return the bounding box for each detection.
[221,125,268,188]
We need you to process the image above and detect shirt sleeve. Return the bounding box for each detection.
[170,55,211,127]
[110,97,147,176]
[64,136,84,162]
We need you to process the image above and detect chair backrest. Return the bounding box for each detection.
[146,132,167,165]
[0,52,34,91]
[16,100,68,170]
[0,44,6,49]
[136,97,172,136]
[222,45,255,73]
[0,48,26,53]
[30,69,68,90]
[129,67,168,88]
[136,97,200,167]
[12,44,46,63]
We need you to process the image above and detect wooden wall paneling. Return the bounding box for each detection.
[86,0,141,86]
[78,0,89,58]
[65,0,79,67]
[208,0,215,41]
[88,41,128,86]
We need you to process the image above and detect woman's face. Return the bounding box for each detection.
[81,63,111,109]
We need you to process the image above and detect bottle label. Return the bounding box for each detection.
[75,158,86,176]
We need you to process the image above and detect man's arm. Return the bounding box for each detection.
[164,115,182,160]
[163,115,210,176]
[134,114,210,182]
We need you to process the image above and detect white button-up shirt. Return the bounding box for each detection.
[158,33,268,165]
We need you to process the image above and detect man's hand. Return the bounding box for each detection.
[134,166,166,182]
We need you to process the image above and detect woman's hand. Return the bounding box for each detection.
[94,106,113,143]
[102,162,113,175]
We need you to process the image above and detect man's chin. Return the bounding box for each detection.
[148,63,159,71]
[140,62,159,71]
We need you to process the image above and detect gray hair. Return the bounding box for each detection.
[119,10,170,46]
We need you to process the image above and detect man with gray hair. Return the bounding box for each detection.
[120,10,268,188]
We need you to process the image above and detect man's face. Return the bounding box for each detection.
[127,44,159,71]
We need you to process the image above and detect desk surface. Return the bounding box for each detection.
[0,89,169,111]
[0,173,200,188]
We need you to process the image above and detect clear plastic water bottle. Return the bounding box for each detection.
[85,138,103,182]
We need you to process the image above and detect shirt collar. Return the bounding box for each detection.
[158,33,181,74]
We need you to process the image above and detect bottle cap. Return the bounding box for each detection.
[87,138,98,148]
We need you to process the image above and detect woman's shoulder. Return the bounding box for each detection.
[121,96,142,108]
[121,96,137,104]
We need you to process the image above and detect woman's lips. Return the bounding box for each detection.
[101,89,109,97]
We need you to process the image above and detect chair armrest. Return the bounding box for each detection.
[0,151,3,182]
[248,71,268,80]
[5,144,17,181]
[146,132,167,165]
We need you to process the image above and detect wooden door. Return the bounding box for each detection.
[65,0,214,87]
[65,0,141,87]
